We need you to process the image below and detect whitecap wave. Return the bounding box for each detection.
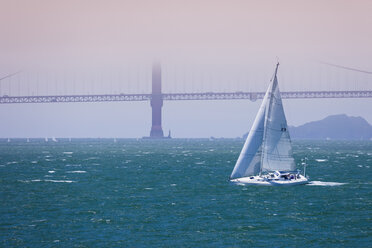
[315,159,328,162]
[22,179,75,183]
[63,152,73,154]
[67,171,87,173]
[66,164,81,167]
[44,180,75,183]
[308,181,346,186]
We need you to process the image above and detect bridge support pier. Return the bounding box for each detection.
[149,63,165,138]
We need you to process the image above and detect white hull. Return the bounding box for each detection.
[231,174,308,186]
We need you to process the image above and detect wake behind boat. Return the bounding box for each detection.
[230,63,308,186]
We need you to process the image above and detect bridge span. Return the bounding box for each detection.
[1,90,371,104]
[0,63,371,138]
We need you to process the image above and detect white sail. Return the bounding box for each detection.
[230,86,271,179]
[230,64,308,185]
[261,73,296,172]
[231,64,296,179]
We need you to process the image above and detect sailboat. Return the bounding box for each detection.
[230,63,308,186]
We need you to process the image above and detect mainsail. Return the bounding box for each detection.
[261,70,296,172]
[230,64,295,179]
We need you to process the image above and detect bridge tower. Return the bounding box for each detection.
[149,62,164,138]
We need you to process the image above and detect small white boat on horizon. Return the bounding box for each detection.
[230,63,308,186]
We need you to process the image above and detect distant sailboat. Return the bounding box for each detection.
[26,138,30,143]
[7,138,10,143]
[52,137,58,142]
[45,137,48,142]
[230,64,308,185]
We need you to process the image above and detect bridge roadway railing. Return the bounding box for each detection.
[0,91,371,104]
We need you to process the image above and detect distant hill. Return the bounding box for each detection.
[242,114,372,140]
[288,114,372,140]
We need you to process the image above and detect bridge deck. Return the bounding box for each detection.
[0,91,371,104]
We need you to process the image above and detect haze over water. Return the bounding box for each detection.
[1,139,371,247]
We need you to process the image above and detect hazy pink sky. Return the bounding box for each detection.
[1,0,371,67]
[0,0,371,138]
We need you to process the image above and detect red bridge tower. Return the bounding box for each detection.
[149,63,164,138]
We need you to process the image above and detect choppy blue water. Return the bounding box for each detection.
[0,139,371,247]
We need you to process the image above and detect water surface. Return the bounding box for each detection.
[1,139,371,247]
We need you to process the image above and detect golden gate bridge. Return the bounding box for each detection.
[0,62,371,138]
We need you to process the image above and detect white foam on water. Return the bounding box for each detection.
[65,164,81,167]
[48,171,55,173]
[67,171,87,173]
[63,152,73,155]
[84,157,98,161]
[308,181,346,186]
[18,180,30,183]
[315,159,328,162]
[44,180,75,183]
[27,179,75,183]
[236,183,247,186]
[31,161,38,164]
